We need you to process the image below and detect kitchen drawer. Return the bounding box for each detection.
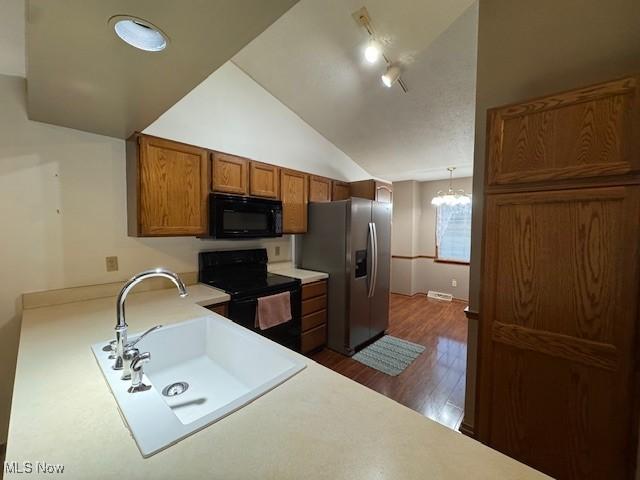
[302,295,326,316]
[302,280,326,300]
[302,309,326,332]
[301,324,326,354]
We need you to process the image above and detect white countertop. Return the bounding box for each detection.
[268,262,328,284]
[6,285,548,479]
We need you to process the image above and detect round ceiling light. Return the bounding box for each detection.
[110,15,168,52]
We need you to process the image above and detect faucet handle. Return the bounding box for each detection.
[121,346,139,381]
[126,325,163,350]
[128,351,151,393]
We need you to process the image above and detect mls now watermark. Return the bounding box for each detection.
[4,461,65,475]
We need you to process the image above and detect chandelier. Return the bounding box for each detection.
[431,167,471,206]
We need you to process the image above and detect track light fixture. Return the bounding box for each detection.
[352,7,408,93]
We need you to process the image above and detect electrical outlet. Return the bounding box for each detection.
[451,279,457,287]
[275,246,281,257]
[106,256,119,272]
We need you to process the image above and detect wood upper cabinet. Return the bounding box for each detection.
[127,135,209,237]
[375,182,393,203]
[280,169,308,233]
[309,175,332,202]
[211,153,248,195]
[332,180,351,201]
[487,75,640,186]
[350,179,393,203]
[249,161,279,198]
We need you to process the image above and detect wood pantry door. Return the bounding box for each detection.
[478,186,640,479]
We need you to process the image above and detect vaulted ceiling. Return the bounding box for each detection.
[24,0,299,138]
[233,0,478,181]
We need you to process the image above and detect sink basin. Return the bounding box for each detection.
[91,314,306,457]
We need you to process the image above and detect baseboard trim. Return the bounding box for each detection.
[390,291,468,303]
[463,306,479,320]
[459,421,476,438]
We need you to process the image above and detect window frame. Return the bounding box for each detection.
[434,202,472,265]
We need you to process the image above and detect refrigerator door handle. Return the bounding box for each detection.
[367,222,375,298]
[367,222,378,298]
[372,222,378,296]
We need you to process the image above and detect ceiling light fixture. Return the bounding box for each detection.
[381,65,401,88]
[110,15,168,52]
[431,167,471,206]
[352,7,407,93]
[364,40,381,64]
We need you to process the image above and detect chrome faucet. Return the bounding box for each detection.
[112,268,188,371]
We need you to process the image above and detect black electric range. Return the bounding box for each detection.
[198,249,301,352]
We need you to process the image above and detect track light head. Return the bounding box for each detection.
[381,65,401,88]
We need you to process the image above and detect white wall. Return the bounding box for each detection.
[144,62,371,182]
[3,65,375,444]
[390,177,472,300]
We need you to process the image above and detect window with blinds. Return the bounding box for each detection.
[436,203,472,263]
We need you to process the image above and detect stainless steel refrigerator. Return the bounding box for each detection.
[298,198,391,355]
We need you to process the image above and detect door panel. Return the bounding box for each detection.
[212,153,248,195]
[479,186,640,479]
[487,76,640,186]
[138,136,208,236]
[332,180,351,201]
[349,198,372,351]
[281,169,308,233]
[370,202,391,337]
[249,161,279,198]
[309,175,332,202]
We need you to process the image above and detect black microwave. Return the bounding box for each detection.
[209,194,283,238]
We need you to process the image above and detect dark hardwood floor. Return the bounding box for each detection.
[312,293,468,430]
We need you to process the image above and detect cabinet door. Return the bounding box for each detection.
[309,175,331,202]
[487,76,640,186]
[250,161,279,198]
[137,136,208,236]
[281,169,308,233]
[478,186,640,479]
[375,182,393,203]
[332,180,351,201]
[212,153,248,195]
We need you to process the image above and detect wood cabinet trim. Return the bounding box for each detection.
[492,322,618,371]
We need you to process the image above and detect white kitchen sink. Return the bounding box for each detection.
[91,314,306,457]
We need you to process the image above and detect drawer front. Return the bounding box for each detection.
[302,280,327,300]
[302,309,326,332]
[302,295,326,316]
[301,324,327,354]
